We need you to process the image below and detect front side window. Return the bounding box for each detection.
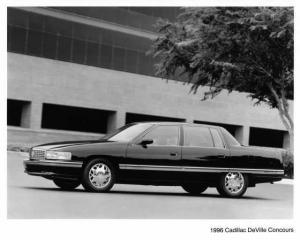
[104,123,152,142]
[184,126,214,147]
[141,125,179,146]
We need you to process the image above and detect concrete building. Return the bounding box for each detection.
[7,7,292,148]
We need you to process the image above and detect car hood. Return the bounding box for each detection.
[33,140,111,150]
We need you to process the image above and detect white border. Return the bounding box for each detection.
[1,1,298,240]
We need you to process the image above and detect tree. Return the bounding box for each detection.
[150,7,294,152]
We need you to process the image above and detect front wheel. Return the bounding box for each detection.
[216,172,248,198]
[53,179,80,190]
[81,159,116,192]
[182,183,208,195]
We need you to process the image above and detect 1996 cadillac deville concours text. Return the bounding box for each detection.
[24,122,285,198]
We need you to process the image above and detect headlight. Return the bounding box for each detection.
[45,151,72,160]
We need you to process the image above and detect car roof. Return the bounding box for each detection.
[131,121,223,129]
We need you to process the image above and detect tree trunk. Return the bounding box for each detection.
[288,131,294,154]
[277,102,294,179]
[277,106,293,153]
[268,83,294,153]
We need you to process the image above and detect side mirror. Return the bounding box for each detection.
[138,139,154,146]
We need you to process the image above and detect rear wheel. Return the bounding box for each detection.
[182,183,208,195]
[82,159,115,192]
[53,179,80,190]
[216,172,248,198]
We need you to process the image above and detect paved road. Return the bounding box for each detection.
[7,151,293,219]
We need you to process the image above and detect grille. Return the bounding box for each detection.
[30,149,46,160]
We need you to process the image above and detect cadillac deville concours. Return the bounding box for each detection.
[24,122,285,198]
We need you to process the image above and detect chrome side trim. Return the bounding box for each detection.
[24,160,83,168]
[119,164,284,175]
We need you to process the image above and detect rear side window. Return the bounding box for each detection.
[183,126,214,147]
[210,128,225,148]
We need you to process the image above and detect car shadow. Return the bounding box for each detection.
[20,186,272,201]
[21,186,86,193]
[109,190,272,200]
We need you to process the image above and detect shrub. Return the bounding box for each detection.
[282,150,294,179]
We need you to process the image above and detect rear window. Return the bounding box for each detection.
[210,128,225,148]
[184,126,214,147]
[220,128,240,146]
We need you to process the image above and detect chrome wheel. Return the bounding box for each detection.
[89,163,112,189]
[224,172,244,194]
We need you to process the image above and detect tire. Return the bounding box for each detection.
[216,172,248,198]
[53,179,80,190]
[182,183,208,195]
[81,159,115,192]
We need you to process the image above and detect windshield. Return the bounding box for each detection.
[101,123,153,142]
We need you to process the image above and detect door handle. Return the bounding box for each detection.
[170,152,178,157]
[217,155,226,158]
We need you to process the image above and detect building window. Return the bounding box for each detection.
[194,120,240,137]
[249,127,285,148]
[41,103,115,134]
[7,8,29,28]
[99,44,112,69]
[125,49,138,73]
[137,52,149,75]
[27,29,43,56]
[112,47,125,71]
[72,39,86,64]
[57,36,72,61]
[7,8,164,78]
[9,26,26,54]
[126,112,185,124]
[7,99,31,127]
[42,32,57,59]
[86,41,99,67]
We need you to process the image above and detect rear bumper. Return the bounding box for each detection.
[24,159,83,180]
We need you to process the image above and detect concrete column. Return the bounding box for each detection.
[235,125,250,146]
[185,116,194,123]
[106,110,126,133]
[28,101,43,130]
[283,131,290,149]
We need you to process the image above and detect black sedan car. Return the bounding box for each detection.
[24,122,285,198]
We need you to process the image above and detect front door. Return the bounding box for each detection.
[121,125,181,182]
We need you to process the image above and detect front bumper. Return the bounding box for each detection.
[24,159,83,180]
